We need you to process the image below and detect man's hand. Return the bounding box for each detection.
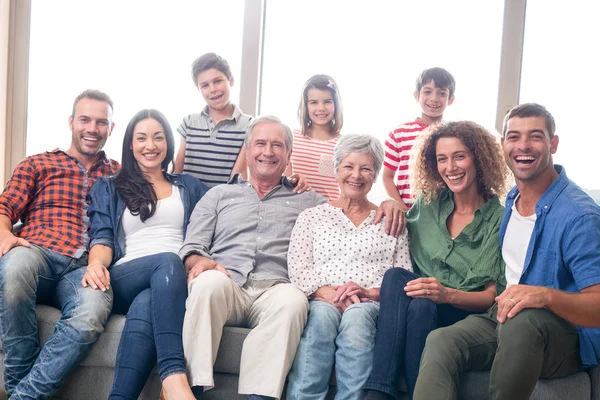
[495,284,550,323]
[405,277,452,304]
[81,260,111,291]
[288,173,312,194]
[374,199,406,237]
[186,255,231,284]
[0,230,30,258]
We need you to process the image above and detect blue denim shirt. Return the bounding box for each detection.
[88,173,209,266]
[499,165,600,367]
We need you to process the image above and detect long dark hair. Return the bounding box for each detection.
[113,109,175,222]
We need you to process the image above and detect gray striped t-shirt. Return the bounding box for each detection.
[178,104,252,186]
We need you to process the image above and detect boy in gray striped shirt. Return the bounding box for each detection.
[175,53,252,187]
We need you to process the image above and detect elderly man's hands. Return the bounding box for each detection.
[374,199,406,237]
[185,254,231,284]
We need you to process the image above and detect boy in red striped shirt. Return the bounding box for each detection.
[382,68,455,210]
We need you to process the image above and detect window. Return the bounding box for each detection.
[520,0,600,192]
[260,0,505,202]
[27,0,244,162]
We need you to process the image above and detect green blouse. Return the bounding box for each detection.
[407,189,506,293]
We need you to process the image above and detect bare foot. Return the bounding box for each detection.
[161,373,195,400]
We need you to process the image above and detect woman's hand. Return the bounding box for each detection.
[334,281,374,304]
[288,173,312,194]
[312,286,351,312]
[81,260,111,291]
[405,277,453,304]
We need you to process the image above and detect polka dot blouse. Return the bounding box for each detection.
[288,203,412,296]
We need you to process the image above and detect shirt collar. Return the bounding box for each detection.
[228,173,294,188]
[506,165,568,214]
[52,148,109,164]
[439,188,500,221]
[200,104,241,122]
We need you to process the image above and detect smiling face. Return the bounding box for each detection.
[131,118,168,174]
[196,68,233,112]
[502,116,558,183]
[246,121,291,183]
[68,97,113,161]
[436,137,478,197]
[415,80,454,125]
[337,152,375,200]
[307,88,335,127]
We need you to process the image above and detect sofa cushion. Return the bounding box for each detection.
[460,370,591,400]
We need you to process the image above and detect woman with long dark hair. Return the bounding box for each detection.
[82,109,208,400]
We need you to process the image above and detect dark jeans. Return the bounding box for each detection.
[363,268,473,399]
[108,252,188,400]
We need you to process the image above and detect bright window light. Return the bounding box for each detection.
[520,0,600,192]
[260,0,505,202]
[27,0,244,162]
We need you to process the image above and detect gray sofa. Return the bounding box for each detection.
[0,304,598,399]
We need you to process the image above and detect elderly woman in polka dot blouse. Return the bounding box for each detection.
[286,134,412,400]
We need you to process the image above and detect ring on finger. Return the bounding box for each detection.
[426,289,430,295]
[509,298,517,305]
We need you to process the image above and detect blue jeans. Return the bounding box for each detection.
[363,268,473,399]
[0,244,112,400]
[287,300,379,400]
[108,252,188,400]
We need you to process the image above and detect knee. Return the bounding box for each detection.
[273,287,309,322]
[381,267,412,295]
[187,270,232,303]
[69,288,112,341]
[498,309,547,348]
[153,253,187,287]
[307,301,341,330]
[0,247,39,289]
[339,303,379,337]
[422,327,455,360]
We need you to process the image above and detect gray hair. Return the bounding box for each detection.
[333,134,384,181]
[244,115,293,151]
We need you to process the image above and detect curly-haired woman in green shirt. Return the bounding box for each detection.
[364,121,510,400]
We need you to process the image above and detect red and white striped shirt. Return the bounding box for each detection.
[383,119,429,207]
[290,130,340,201]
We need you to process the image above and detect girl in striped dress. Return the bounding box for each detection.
[285,74,344,200]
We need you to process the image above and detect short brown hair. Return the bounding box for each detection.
[502,103,556,138]
[191,53,232,85]
[71,89,113,117]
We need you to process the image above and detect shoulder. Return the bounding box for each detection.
[390,119,428,135]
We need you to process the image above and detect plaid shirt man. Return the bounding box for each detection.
[0,149,120,258]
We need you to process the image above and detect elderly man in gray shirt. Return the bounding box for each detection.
[180,115,403,400]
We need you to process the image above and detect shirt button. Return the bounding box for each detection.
[286,201,290,205]
[259,216,263,220]
[447,244,452,249]
[257,237,261,240]
[443,274,448,280]
[440,260,444,265]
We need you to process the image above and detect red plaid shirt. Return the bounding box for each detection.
[0,149,120,257]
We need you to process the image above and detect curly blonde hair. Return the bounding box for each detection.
[412,121,510,204]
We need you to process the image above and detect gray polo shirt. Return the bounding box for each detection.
[177,104,252,187]
[180,174,326,286]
